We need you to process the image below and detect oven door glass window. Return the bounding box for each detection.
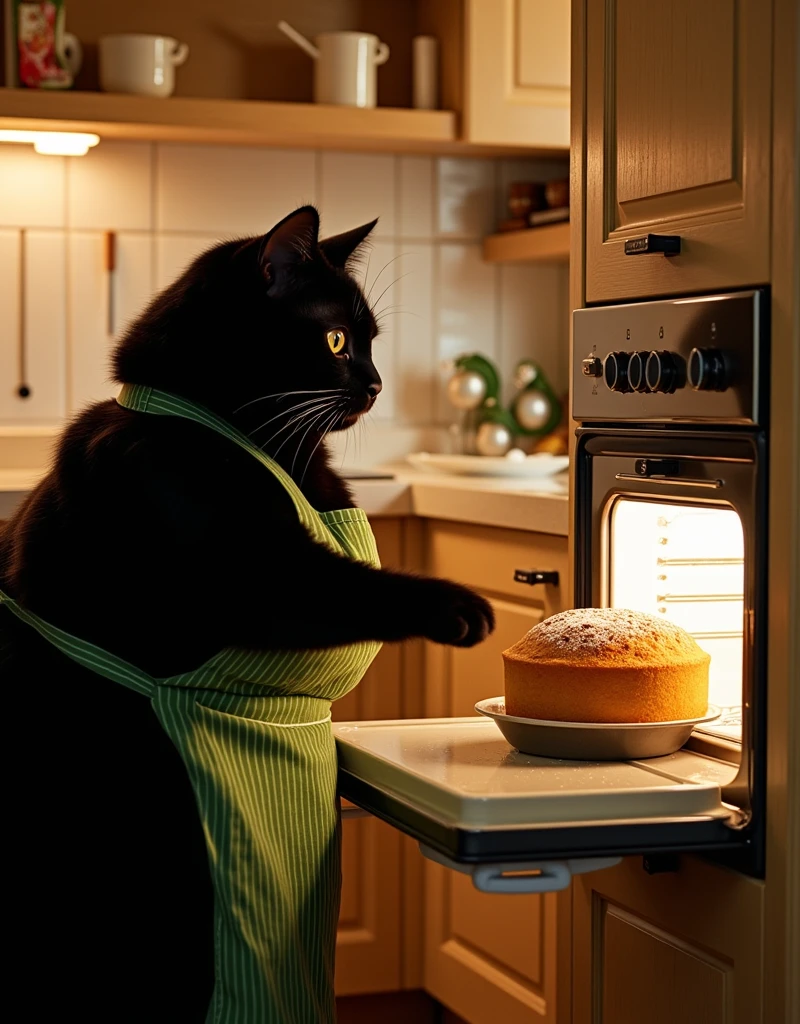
[608,499,743,741]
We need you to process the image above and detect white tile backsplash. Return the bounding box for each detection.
[156,145,316,235]
[395,246,435,425]
[397,156,434,239]
[0,145,65,227]
[319,152,396,239]
[435,243,498,421]
[498,263,570,400]
[1,142,569,463]
[436,158,496,240]
[67,142,153,230]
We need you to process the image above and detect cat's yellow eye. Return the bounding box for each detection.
[327,329,347,355]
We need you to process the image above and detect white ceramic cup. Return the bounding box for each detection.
[313,32,389,108]
[99,34,189,98]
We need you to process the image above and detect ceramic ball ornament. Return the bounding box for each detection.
[514,388,554,431]
[447,369,487,410]
[510,358,563,438]
[476,419,513,456]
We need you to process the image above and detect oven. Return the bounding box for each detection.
[573,288,768,875]
[332,288,768,891]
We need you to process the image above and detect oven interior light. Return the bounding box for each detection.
[0,130,100,156]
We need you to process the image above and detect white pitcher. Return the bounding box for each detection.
[278,21,389,108]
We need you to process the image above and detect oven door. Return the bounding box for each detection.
[335,427,763,873]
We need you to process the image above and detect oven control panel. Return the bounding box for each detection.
[572,290,765,424]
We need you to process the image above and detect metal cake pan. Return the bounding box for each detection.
[475,697,721,761]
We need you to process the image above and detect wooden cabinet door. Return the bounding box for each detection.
[573,857,764,1024]
[464,0,570,148]
[423,595,559,1024]
[333,519,405,996]
[0,228,66,424]
[584,0,772,302]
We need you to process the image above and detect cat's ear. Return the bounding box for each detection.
[319,218,378,270]
[261,206,320,295]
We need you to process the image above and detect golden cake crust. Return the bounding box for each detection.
[502,608,710,724]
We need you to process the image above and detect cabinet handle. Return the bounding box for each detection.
[624,233,681,257]
[17,229,31,399]
[514,569,560,586]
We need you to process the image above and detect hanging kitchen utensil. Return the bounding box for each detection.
[17,229,30,399]
[511,359,562,438]
[105,230,116,336]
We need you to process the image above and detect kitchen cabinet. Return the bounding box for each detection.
[0,228,66,424]
[422,520,568,1024]
[333,518,405,996]
[584,0,772,302]
[463,0,570,149]
[68,233,154,413]
[572,857,764,1024]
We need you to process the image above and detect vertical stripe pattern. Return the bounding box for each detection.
[0,384,382,1022]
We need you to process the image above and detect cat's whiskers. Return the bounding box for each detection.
[299,406,345,487]
[352,248,373,323]
[267,401,339,460]
[364,252,413,304]
[291,399,345,479]
[254,398,340,454]
[370,272,411,315]
[235,388,345,415]
[248,394,344,437]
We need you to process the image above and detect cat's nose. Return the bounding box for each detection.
[367,382,382,398]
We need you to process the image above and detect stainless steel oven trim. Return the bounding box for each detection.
[615,473,723,488]
[574,427,768,876]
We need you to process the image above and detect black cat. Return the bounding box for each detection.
[0,206,493,1021]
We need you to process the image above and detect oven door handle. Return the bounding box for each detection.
[615,473,722,489]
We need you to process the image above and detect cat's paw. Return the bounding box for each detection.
[419,580,495,647]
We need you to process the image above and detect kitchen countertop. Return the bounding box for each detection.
[0,463,569,536]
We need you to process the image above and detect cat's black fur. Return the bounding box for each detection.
[0,206,493,1021]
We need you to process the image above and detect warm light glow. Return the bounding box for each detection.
[0,130,100,156]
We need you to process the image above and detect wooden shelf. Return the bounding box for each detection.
[482,221,570,263]
[0,89,558,158]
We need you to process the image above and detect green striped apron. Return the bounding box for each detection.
[0,384,382,1023]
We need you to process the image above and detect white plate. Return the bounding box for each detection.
[475,697,722,761]
[407,452,569,478]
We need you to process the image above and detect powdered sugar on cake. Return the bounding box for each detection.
[505,607,707,666]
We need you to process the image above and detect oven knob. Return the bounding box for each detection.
[688,347,727,391]
[627,351,651,392]
[645,350,685,393]
[603,351,631,392]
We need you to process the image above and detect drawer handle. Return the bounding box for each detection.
[514,569,560,586]
[624,233,681,257]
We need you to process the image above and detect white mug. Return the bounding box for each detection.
[313,32,389,108]
[99,34,189,98]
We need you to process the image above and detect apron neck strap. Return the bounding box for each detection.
[0,591,156,697]
[117,384,311,512]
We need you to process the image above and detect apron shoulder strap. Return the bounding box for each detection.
[117,384,316,524]
[0,591,156,697]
